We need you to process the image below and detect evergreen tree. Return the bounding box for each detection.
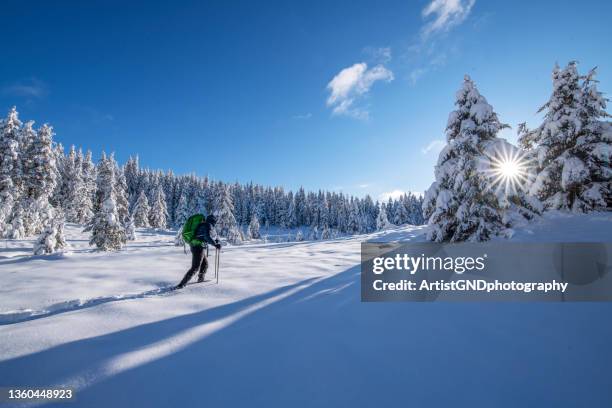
[247,214,261,239]
[213,183,241,243]
[423,76,512,242]
[309,225,319,240]
[173,193,191,228]
[520,62,611,211]
[72,149,94,223]
[81,150,97,212]
[88,152,127,250]
[55,145,77,216]
[0,107,22,237]
[124,155,140,209]
[376,203,392,230]
[125,216,136,241]
[113,157,130,225]
[33,211,67,255]
[149,186,168,229]
[132,190,151,227]
[19,123,58,235]
[174,226,185,246]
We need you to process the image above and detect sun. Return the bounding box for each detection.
[485,145,532,195]
[497,158,521,180]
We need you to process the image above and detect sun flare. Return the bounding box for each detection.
[486,145,533,195]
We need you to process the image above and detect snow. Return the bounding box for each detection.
[561,156,588,190]
[1,217,612,407]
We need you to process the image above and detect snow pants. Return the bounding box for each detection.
[178,245,209,286]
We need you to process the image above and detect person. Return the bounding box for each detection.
[176,214,221,289]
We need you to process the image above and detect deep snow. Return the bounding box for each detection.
[1,214,612,407]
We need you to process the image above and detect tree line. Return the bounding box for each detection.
[0,117,424,251]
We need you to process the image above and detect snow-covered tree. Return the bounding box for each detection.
[376,203,392,230]
[213,183,241,243]
[423,75,529,242]
[132,190,151,227]
[309,225,319,240]
[88,152,127,251]
[173,193,190,228]
[33,211,67,255]
[149,186,168,229]
[0,107,22,237]
[247,214,261,239]
[70,149,94,223]
[174,226,185,246]
[19,123,58,235]
[125,216,136,241]
[81,150,97,211]
[113,157,130,225]
[519,62,611,211]
[320,225,331,240]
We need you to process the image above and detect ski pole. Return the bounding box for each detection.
[216,247,220,284]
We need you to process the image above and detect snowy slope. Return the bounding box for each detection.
[1,216,612,407]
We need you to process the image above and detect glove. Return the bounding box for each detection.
[215,239,221,250]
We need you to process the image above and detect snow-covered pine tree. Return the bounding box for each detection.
[124,155,140,209]
[108,155,130,226]
[320,225,331,240]
[376,202,392,230]
[88,152,127,251]
[8,204,25,239]
[0,107,22,237]
[346,199,361,234]
[18,123,58,236]
[392,199,408,226]
[286,193,297,228]
[519,62,611,211]
[149,186,168,229]
[174,226,185,246]
[81,150,97,212]
[309,225,319,240]
[57,146,82,222]
[423,75,511,242]
[72,149,94,223]
[247,214,261,239]
[173,193,190,228]
[33,210,67,255]
[132,190,151,227]
[125,216,136,241]
[213,183,241,243]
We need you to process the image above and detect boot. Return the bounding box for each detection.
[197,272,206,283]
[176,273,192,289]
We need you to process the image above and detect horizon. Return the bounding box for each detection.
[1,0,611,201]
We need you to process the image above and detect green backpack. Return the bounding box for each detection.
[182,214,205,246]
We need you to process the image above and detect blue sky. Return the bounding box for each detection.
[1,0,611,200]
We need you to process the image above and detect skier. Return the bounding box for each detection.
[175,214,221,289]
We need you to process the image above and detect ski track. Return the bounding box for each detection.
[0,285,181,326]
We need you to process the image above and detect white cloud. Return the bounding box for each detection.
[379,190,406,201]
[421,139,446,154]
[326,62,394,120]
[363,46,392,64]
[406,1,474,85]
[421,0,476,39]
[379,190,424,201]
[2,78,48,99]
